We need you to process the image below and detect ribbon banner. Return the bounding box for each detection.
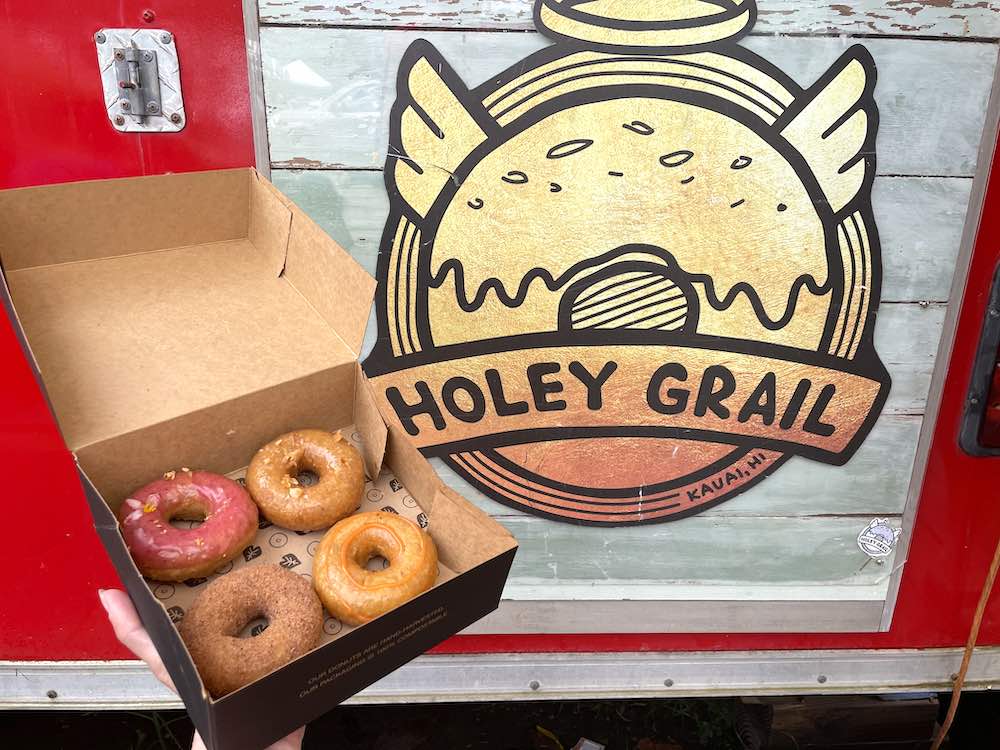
[368,337,890,465]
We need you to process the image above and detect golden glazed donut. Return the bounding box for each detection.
[246,429,366,532]
[313,511,439,626]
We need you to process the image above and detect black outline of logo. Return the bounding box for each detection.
[364,4,890,527]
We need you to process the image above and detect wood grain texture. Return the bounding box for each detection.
[259,0,1000,39]
[493,515,899,587]
[465,599,885,632]
[260,29,999,176]
[878,304,947,415]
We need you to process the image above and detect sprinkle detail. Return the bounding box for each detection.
[660,150,695,168]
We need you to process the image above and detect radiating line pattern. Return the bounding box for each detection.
[569,270,691,332]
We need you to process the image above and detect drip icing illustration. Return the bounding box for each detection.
[364,0,892,526]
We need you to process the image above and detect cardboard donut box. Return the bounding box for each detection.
[0,169,518,750]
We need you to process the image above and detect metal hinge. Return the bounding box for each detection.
[94,29,186,133]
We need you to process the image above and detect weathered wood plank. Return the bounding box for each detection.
[875,177,970,303]
[259,0,1000,39]
[876,303,946,415]
[272,170,970,304]
[492,582,889,602]
[491,515,899,587]
[431,415,924,519]
[465,598,885,631]
[273,169,386,274]
[261,29,998,176]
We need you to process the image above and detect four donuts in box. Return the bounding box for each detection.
[0,168,518,750]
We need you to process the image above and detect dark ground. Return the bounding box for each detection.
[2,692,997,749]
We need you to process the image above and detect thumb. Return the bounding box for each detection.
[98,589,177,693]
[192,727,305,750]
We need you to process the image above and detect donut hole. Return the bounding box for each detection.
[347,528,399,574]
[167,501,208,530]
[365,554,390,572]
[352,546,391,572]
[295,469,320,488]
[170,518,205,531]
[168,514,205,530]
[237,615,271,639]
[282,450,323,491]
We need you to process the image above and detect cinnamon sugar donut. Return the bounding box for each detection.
[246,429,366,532]
[313,511,439,626]
[179,565,323,697]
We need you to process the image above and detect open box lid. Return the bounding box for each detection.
[0,168,377,454]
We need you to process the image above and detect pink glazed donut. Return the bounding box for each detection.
[118,470,259,582]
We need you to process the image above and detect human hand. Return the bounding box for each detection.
[99,589,306,750]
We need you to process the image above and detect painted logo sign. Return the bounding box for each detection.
[364,0,891,525]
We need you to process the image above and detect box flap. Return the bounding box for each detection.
[428,486,519,572]
[384,423,447,513]
[0,169,370,453]
[260,173,376,356]
[353,363,388,479]
[248,170,292,277]
[0,169,250,271]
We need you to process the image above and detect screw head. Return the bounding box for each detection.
[142,9,155,23]
[120,101,131,110]
[169,113,182,124]
[817,675,828,684]
[160,32,172,44]
[113,50,125,61]
[95,32,106,44]
[114,115,126,126]
[664,679,674,687]
[146,102,159,113]
[142,51,154,62]
[529,680,540,691]
[46,690,57,700]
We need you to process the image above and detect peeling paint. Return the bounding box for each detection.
[258,0,1000,37]
[274,156,329,169]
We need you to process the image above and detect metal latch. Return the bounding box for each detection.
[95,29,186,133]
[113,45,162,118]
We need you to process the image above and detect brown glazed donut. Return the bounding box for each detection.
[179,565,324,697]
[246,429,366,532]
[313,511,439,626]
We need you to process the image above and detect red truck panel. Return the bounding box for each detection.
[0,0,996,660]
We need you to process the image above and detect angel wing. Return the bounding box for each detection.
[780,45,879,216]
[388,42,495,218]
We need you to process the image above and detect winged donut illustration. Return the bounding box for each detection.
[364,0,892,526]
